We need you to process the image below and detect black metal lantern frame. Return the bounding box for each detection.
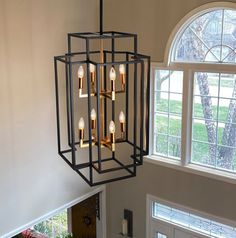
[54,2,150,186]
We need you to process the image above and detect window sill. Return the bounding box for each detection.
[144,155,236,184]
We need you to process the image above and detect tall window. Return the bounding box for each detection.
[151,5,236,176]
[154,70,183,159]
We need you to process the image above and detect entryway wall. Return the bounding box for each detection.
[0,0,99,237]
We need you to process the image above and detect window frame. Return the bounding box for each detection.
[148,61,236,184]
[148,3,236,183]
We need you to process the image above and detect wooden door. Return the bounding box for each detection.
[71,194,97,238]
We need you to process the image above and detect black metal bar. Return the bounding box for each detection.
[55,54,143,66]
[111,32,115,159]
[69,31,137,37]
[125,53,129,141]
[55,57,68,64]
[91,174,135,187]
[86,39,93,184]
[60,152,74,168]
[104,52,107,137]
[66,50,100,56]
[97,59,143,67]
[65,62,71,147]
[140,61,145,164]
[133,35,138,176]
[75,169,93,186]
[75,162,91,169]
[103,50,150,59]
[113,157,133,174]
[68,62,76,167]
[110,31,137,37]
[126,140,141,152]
[96,65,102,172]
[61,148,73,154]
[130,154,142,165]
[92,159,135,174]
[100,0,103,34]
[54,58,61,154]
[69,33,137,40]
[146,57,151,155]
[68,34,72,54]
[55,53,149,64]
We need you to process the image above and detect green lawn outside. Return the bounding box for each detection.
[154,98,236,169]
[155,96,231,121]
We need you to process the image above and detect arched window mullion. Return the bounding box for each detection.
[189,27,220,62]
[220,10,225,61]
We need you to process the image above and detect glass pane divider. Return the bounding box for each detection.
[215,73,221,167]
[182,69,194,166]
[155,90,182,95]
[167,71,171,157]
[194,94,236,101]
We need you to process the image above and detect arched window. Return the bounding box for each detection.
[173,9,236,63]
[150,3,236,180]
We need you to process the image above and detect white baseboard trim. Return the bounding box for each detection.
[3,185,106,238]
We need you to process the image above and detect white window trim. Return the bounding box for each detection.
[146,194,236,238]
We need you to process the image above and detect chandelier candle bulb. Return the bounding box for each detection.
[78,117,85,147]
[119,64,126,90]
[91,108,96,130]
[90,64,96,89]
[109,120,116,151]
[78,66,84,96]
[109,67,116,100]
[119,111,125,136]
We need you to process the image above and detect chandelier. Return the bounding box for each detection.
[54,0,150,186]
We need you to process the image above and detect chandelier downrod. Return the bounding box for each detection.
[100,0,103,34]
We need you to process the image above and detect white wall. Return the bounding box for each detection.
[0,0,100,236]
[104,0,236,237]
